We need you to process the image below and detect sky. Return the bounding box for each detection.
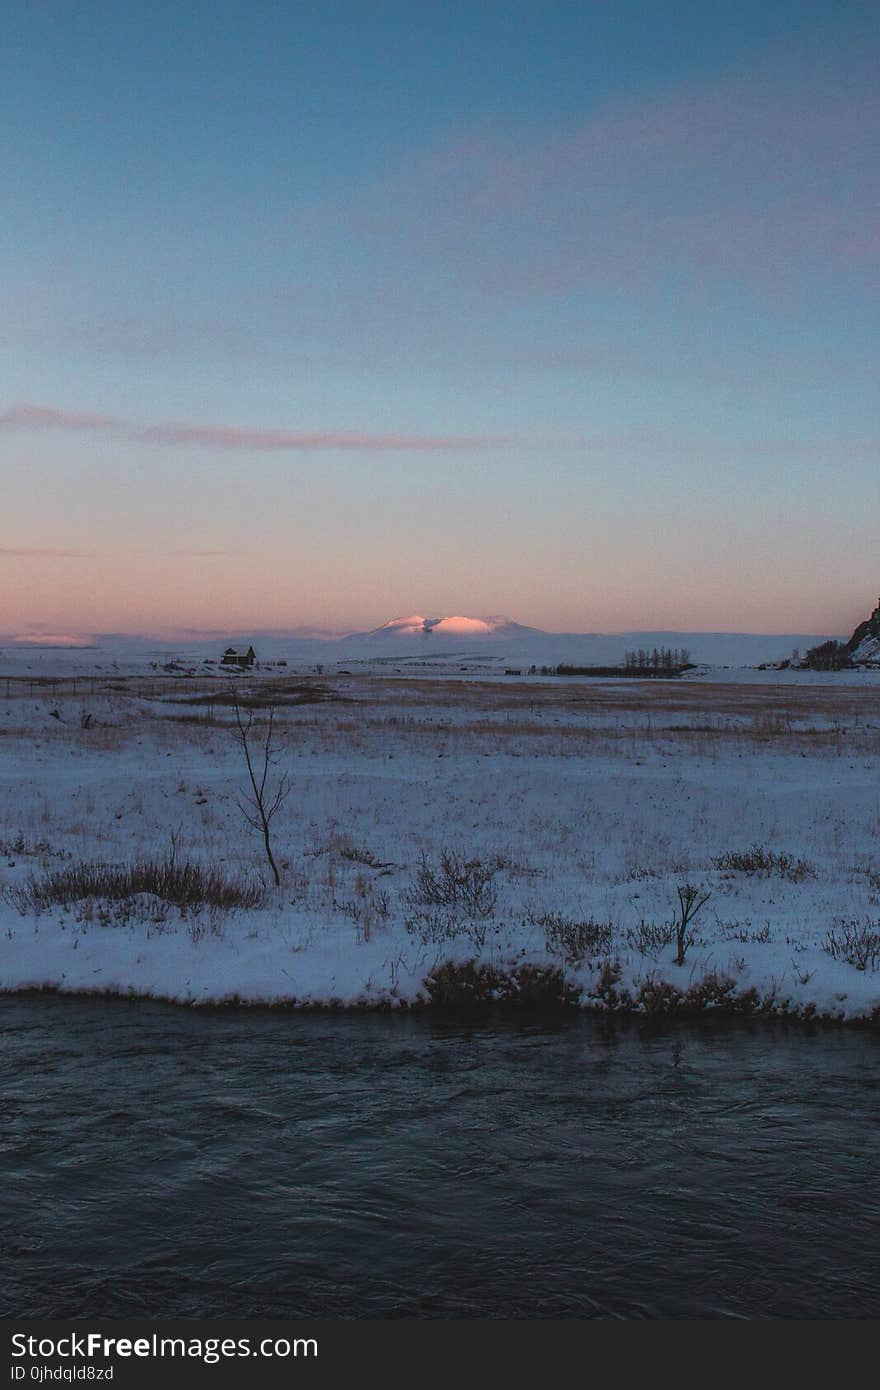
[1,0,878,638]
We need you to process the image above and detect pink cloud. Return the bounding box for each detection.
[301,53,879,300]
[1,406,116,432]
[0,546,93,558]
[0,403,517,453]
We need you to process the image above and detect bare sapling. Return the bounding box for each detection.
[675,883,712,966]
[230,692,291,888]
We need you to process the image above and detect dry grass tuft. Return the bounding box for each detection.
[712,845,816,880]
[423,959,579,1009]
[539,912,614,963]
[5,846,266,918]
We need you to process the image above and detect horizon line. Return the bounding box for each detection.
[0,624,845,648]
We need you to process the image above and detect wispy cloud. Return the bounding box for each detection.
[1,404,876,465]
[0,403,517,453]
[302,53,879,301]
[0,546,93,558]
[3,633,95,647]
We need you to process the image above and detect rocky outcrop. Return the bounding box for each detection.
[845,599,880,664]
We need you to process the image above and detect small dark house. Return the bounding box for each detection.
[221,645,256,669]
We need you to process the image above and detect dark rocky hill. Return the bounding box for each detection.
[844,598,880,663]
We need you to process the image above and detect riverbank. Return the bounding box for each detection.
[2,673,879,1022]
[3,939,879,1025]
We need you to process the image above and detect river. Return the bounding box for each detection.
[2,995,878,1318]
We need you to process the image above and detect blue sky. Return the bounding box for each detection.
[2,1,877,636]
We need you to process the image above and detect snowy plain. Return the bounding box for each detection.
[1,661,879,1021]
[0,616,841,677]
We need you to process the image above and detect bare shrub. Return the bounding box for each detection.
[334,887,392,942]
[591,958,633,1012]
[822,919,880,972]
[718,921,772,944]
[408,849,500,918]
[404,909,461,945]
[862,866,880,894]
[497,964,580,1010]
[404,909,493,949]
[624,865,663,881]
[539,913,614,964]
[624,919,676,955]
[636,975,683,1016]
[712,846,815,881]
[334,897,376,942]
[674,884,712,966]
[635,972,760,1017]
[424,959,503,1006]
[681,973,741,1012]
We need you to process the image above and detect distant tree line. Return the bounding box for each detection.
[541,646,693,679]
[797,640,851,671]
[623,647,692,673]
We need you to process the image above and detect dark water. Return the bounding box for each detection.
[1,995,879,1319]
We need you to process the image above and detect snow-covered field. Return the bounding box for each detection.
[0,616,845,677]
[2,669,879,1020]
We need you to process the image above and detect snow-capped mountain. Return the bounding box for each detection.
[345,614,542,642]
[329,616,841,667]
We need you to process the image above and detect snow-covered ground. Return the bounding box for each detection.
[1,670,879,1020]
